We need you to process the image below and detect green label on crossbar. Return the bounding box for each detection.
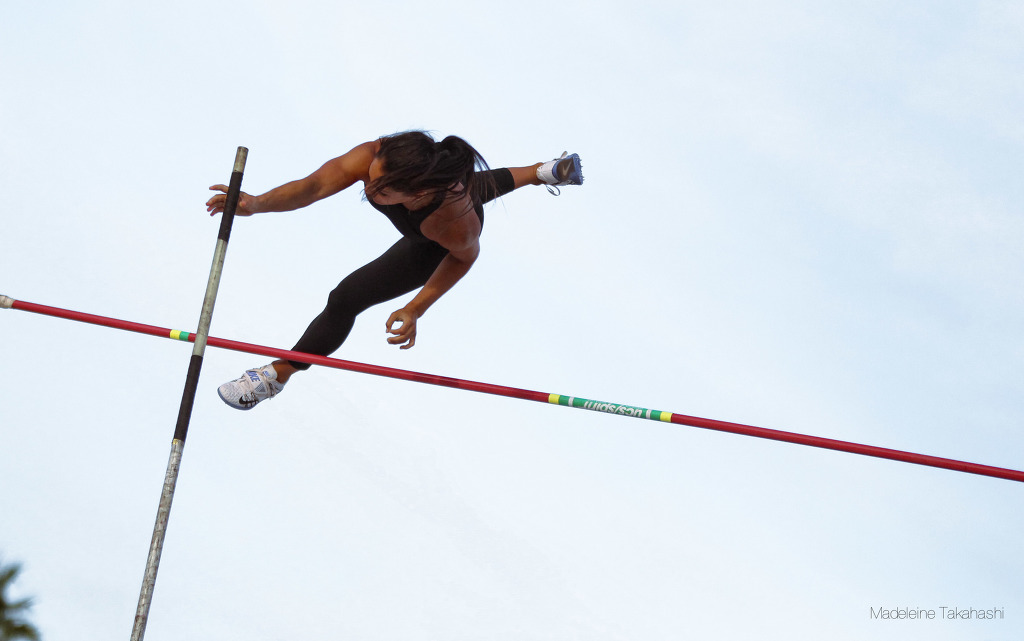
[548,394,673,422]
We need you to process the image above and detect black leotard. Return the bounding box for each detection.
[287,168,514,368]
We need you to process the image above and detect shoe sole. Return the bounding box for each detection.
[557,154,584,185]
[217,386,255,410]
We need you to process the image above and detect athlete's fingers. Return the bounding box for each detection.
[386,332,416,348]
[385,312,403,333]
[386,308,418,348]
[386,324,411,340]
[206,187,227,215]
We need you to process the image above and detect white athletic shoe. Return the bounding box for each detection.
[536,152,584,195]
[217,363,285,410]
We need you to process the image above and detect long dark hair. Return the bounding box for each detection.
[366,131,496,204]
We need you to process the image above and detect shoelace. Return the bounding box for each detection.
[244,369,280,399]
[260,372,282,399]
[239,393,261,408]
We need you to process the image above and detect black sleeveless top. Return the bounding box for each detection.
[368,192,484,243]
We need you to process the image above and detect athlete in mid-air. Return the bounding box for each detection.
[206,130,583,410]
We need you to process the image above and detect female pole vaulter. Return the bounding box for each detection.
[205,131,583,410]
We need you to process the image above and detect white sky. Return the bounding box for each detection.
[2,1,1022,639]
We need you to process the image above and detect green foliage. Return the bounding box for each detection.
[0,559,40,641]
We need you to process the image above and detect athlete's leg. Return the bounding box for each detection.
[505,164,545,188]
[276,237,448,382]
[473,164,548,208]
[480,153,583,200]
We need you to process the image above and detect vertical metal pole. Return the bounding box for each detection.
[130,147,248,641]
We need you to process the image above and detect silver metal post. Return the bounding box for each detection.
[130,147,248,641]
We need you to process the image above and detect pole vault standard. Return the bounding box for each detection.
[127,147,247,641]
[2,296,1023,485]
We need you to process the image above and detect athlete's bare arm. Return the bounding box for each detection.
[205,141,378,216]
[386,190,482,349]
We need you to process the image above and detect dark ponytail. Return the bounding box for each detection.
[367,131,497,205]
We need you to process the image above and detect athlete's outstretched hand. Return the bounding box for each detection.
[386,307,419,349]
[206,185,259,216]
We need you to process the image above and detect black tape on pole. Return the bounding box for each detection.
[173,355,205,442]
[218,165,245,242]
[171,147,248,444]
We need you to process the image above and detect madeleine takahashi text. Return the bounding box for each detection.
[871,606,1004,621]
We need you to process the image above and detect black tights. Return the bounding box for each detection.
[288,168,515,369]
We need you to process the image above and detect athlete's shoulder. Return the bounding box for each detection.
[338,140,378,172]
[314,141,377,186]
[423,190,481,252]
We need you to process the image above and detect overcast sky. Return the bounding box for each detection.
[2,1,1022,640]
